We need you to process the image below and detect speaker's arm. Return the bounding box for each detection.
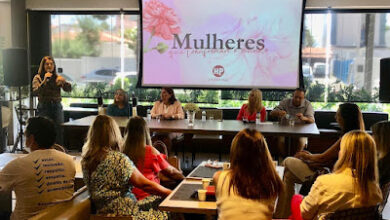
[32,75,44,95]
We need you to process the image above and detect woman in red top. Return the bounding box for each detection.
[123,116,184,200]
[236,89,266,122]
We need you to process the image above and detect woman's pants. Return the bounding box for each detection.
[274,157,314,218]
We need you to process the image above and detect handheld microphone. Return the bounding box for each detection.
[45,72,52,83]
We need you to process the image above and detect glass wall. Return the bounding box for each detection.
[51,11,390,113]
[51,14,139,102]
[0,1,11,98]
[303,12,390,103]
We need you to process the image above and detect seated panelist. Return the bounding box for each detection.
[151,87,184,120]
[107,89,131,117]
[236,89,266,122]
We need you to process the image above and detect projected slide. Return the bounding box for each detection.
[140,0,304,89]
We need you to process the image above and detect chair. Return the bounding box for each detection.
[153,140,169,156]
[379,181,390,215]
[324,205,381,220]
[30,186,91,220]
[192,109,225,165]
[90,215,132,220]
[153,141,182,189]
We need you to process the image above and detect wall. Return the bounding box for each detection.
[25,0,390,10]
[306,0,390,9]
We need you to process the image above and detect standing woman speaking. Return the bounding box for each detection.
[32,56,71,145]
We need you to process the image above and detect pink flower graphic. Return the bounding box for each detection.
[143,0,181,40]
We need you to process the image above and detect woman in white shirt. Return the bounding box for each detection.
[213,128,284,220]
[299,130,382,220]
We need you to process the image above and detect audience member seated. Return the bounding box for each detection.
[81,115,171,218]
[0,116,75,220]
[150,87,184,153]
[372,121,390,187]
[295,130,383,220]
[213,128,283,220]
[274,103,364,218]
[106,89,131,117]
[236,89,266,122]
[151,87,184,120]
[122,116,184,200]
[270,88,315,156]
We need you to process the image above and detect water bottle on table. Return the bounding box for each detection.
[147,109,151,120]
[256,112,261,124]
[202,111,206,121]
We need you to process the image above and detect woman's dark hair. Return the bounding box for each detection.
[338,103,365,134]
[160,87,177,105]
[229,128,283,200]
[25,116,56,149]
[38,56,57,80]
[113,89,129,106]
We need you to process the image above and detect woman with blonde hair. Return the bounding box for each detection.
[123,116,184,200]
[275,103,366,218]
[299,130,382,220]
[82,115,171,218]
[107,89,131,117]
[213,128,283,219]
[236,89,266,122]
[371,121,390,187]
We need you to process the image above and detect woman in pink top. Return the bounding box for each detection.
[236,89,266,122]
[151,87,184,153]
[123,116,184,200]
[151,87,184,120]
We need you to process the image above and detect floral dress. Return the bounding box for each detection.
[82,151,168,219]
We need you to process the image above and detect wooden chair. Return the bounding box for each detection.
[192,109,224,164]
[379,181,390,215]
[324,205,381,220]
[153,140,169,156]
[30,186,91,220]
[90,215,132,220]
[153,141,182,189]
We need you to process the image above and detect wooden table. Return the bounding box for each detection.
[159,162,284,214]
[187,161,284,179]
[63,115,320,137]
[63,107,98,123]
[159,178,217,215]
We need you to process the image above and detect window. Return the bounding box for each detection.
[50,10,390,114]
[303,12,390,103]
[0,2,11,98]
[51,13,138,100]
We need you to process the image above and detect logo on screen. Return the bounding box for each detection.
[212,65,224,77]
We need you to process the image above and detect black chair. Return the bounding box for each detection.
[324,205,381,220]
[379,182,390,215]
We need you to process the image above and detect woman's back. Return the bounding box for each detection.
[300,168,382,220]
[132,146,169,200]
[82,151,137,215]
[216,170,275,220]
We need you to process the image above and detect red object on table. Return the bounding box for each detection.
[206,186,215,196]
